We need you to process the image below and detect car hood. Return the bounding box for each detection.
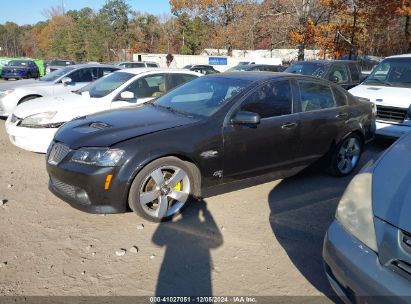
[54,104,200,149]
[349,85,411,108]
[372,132,411,233]
[0,79,39,91]
[13,93,84,119]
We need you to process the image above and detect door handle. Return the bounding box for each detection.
[336,113,348,119]
[281,122,298,129]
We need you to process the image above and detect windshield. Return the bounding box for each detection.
[50,60,74,66]
[40,66,75,82]
[77,71,135,98]
[153,77,252,117]
[363,57,411,88]
[285,62,328,77]
[7,60,30,66]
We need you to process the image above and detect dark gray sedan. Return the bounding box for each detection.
[323,131,411,302]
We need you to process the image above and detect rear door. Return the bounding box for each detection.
[294,79,350,165]
[223,79,300,181]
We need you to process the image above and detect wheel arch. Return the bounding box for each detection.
[18,94,42,105]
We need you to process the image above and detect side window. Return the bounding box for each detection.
[332,87,348,107]
[123,74,166,98]
[147,63,159,68]
[348,63,360,82]
[298,81,335,112]
[264,66,278,72]
[328,64,349,83]
[69,68,98,82]
[168,74,198,90]
[240,80,292,118]
[100,68,118,77]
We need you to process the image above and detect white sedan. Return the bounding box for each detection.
[5,68,201,153]
[0,64,120,117]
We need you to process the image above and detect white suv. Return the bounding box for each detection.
[5,68,201,153]
[349,54,411,138]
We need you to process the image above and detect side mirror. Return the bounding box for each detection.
[62,77,73,86]
[119,91,135,100]
[231,111,260,125]
[329,75,339,83]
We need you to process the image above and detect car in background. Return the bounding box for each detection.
[183,64,219,75]
[323,130,411,302]
[1,59,40,80]
[227,64,284,72]
[349,54,411,138]
[46,60,76,74]
[117,61,159,68]
[0,58,11,77]
[6,69,201,153]
[285,60,362,90]
[0,64,120,117]
[45,72,374,221]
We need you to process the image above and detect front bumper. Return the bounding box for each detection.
[5,120,58,153]
[376,121,411,138]
[323,220,411,303]
[46,148,128,214]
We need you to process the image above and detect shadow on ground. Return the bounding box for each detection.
[152,198,223,296]
[268,139,393,300]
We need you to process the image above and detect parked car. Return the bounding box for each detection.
[0,58,11,77]
[46,59,76,74]
[285,60,362,90]
[117,61,159,68]
[45,72,375,221]
[323,130,411,302]
[0,64,120,117]
[183,65,219,75]
[349,54,411,138]
[1,59,40,80]
[227,64,284,72]
[6,69,201,153]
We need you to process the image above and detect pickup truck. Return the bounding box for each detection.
[285,60,362,90]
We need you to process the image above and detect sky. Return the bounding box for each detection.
[0,0,172,25]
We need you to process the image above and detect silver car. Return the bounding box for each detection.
[0,64,120,117]
[323,132,411,302]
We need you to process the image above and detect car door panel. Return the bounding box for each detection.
[222,80,299,181]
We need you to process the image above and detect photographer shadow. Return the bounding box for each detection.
[152,198,223,296]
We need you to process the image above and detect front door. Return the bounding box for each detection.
[223,80,300,182]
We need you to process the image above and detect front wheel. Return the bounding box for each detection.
[128,157,200,222]
[327,134,362,177]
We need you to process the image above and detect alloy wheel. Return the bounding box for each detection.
[337,137,361,174]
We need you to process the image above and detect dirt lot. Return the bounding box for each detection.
[0,117,391,299]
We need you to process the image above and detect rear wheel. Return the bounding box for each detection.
[327,134,362,176]
[128,157,200,222]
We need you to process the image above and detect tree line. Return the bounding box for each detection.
[0,0,409,62]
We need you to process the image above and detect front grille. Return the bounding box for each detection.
[50,177,76,198]
[377,105,407,123]
[47,143,70,165]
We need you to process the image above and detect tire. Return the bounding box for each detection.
[128,156,201,222]
[327,133,362,177]
[26,72,32,79]
[18,95,40,105]
[4,78,8,81]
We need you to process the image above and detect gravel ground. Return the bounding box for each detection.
[0,118,391,300]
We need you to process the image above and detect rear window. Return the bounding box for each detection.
[298,81,336,111]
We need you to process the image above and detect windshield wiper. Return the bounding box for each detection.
[154,104,187,116]
[365,78,393,86]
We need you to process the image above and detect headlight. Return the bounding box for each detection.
[71,148,124,166]
[20,111,57,127]
[336,172,378,252]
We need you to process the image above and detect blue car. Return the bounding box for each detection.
[1,59,40,80]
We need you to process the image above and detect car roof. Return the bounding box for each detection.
[70,63,120,69]
[385,53,411,59]
[119,68,201,76]
[293,60,356,64]
[207,71,322,82]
